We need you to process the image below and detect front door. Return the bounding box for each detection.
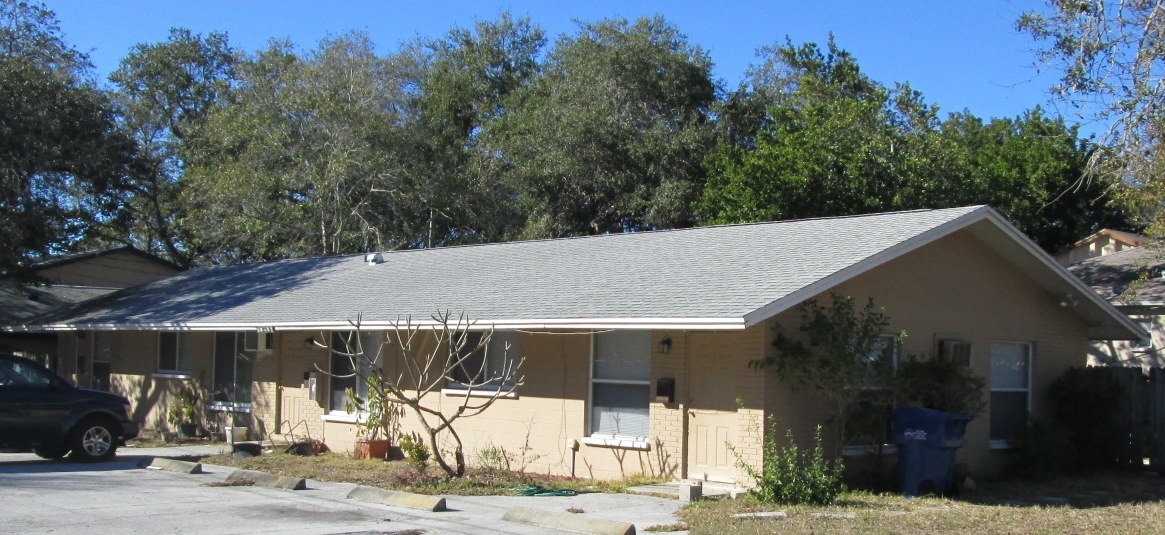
[686,333,739,483]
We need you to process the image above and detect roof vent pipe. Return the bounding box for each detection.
[364,253,384,265]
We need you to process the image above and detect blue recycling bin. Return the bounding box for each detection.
[892,407,972,497]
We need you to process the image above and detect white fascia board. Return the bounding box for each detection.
[742,206,1144,341]
[742,206,994,327]
[981,208,1146,340]
[28,317,747,332]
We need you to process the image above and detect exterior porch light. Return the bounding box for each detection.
[658,338,672,354]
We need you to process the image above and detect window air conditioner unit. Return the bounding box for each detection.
[245,331,274,352]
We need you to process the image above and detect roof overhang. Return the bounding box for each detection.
[17,317,749,333]
[742,207,1145,340]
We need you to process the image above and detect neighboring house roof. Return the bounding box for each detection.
[10,206,1141,340]
[1068,247,1165,307]
[1,246,181,329]
[1068,228,1149,251]
[30,245,182,273]
[0,284,114,325]
[1055,228,1150,265]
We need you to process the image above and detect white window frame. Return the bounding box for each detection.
[156,331,193,377]
[842,333,900,456]
[208,331,256,413]
[326,330,382,417]
[443,330,519,396]
[91,331,114,391]
[585,331,651,449]
[989,340,1033,449]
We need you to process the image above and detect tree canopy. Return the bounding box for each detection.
[0,3,1140,269]
[0,0,136,276]
[1019,0,1164,234]
[486,16,716,237]
[697,37,1130,252]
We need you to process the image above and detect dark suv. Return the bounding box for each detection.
[0,353,139,461]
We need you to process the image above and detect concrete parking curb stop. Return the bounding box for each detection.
[346,485,447,512]
[502,506,636,535]
[146,458,203,474]
[225,469,308,490]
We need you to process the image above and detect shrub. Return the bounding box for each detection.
[1047,367,1127,472]
[1012,419,1077,478]
[735,418,845,505]
[399,431,431,469]
[895,355,986,416]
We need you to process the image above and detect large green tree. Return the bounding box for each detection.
[181,33,409,262]
[488,16,716,238]
[400,13,544,246]
[698,38,935,224]
[1019,1,1164,235]
[0,0,136,276]
[933,109,1128,251]
[699,37,1128,252]
[105,28,236,267]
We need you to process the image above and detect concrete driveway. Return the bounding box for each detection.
[0,446,688,535]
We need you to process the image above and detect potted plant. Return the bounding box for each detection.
[346,376,401,460]
[167,385,200,439]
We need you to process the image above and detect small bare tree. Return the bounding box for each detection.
[319,310,524,477]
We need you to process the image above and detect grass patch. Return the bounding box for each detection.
[679,471,1165,534]
[198,450,662,496]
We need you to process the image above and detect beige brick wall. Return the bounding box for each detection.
[650,330,686,480]
[56,227,1097,481]
[311,329,686,480]
[759,229,1092,478]
[102,330,216,432]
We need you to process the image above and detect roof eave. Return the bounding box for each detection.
[12,317,748,333]
[742,206,996,327]
[743,207,1145,341]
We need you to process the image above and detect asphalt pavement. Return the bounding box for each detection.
[0,444,689,535]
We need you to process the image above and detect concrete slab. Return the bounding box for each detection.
[732,511,787,520]
[503,506,635,535]
[347,485,447,511]
[224,469,307,490]
[3,452,689,534]
[146,457,203,474]
[627,482,746,499]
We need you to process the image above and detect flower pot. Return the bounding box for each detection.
[354,439,391,460]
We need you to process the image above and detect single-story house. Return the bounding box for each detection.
[0,246,180,378]
[1068,246,1165,371]
[9,206,1140,482]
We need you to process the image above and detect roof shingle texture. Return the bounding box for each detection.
[1067,246,1165,303]
[39,207,983,328]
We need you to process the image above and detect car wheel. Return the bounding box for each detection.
[69,418,117,462]
[33,446,68,460]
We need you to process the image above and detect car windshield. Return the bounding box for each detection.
[0,359,55,388]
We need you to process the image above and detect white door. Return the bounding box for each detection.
[687,334,739,483]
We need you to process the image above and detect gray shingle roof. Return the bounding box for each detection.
[1068,246,1165,304]
[13,205,1136,337]
[0,284,114,325]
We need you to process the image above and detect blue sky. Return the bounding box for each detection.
[48,1,1065,125]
